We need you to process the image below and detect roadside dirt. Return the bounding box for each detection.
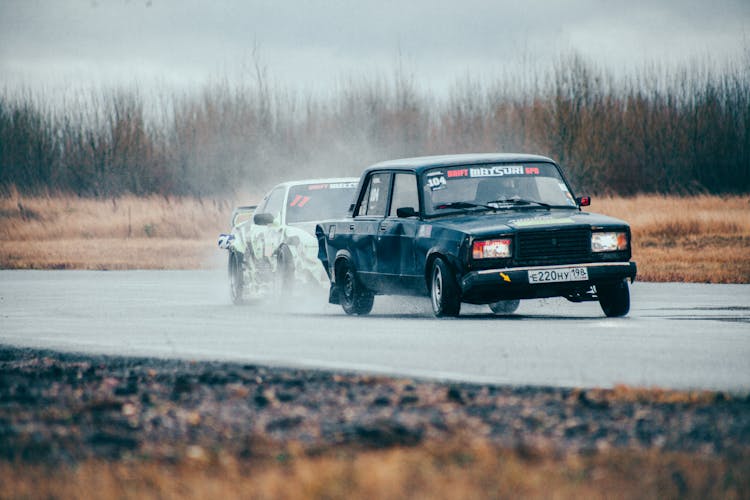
[2,347,748,464]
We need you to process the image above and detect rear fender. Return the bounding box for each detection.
[332,250,355,285]
[325,252,356,305]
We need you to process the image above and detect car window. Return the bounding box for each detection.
[389,173,419,216]
[422,163,576,215]
[285,181,358,223]
[356,172,391,217]
[262,187,286,223]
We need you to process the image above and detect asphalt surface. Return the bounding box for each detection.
[1,270,749,392]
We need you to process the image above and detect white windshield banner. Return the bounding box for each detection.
[468,165,524,178]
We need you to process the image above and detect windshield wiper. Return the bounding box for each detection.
[433,201,493,211]
[488,198,552,209]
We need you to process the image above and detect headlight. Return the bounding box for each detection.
[472,238,512,259]
[591,232,628,252]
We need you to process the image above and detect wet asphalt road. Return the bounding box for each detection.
[1,270,749,392]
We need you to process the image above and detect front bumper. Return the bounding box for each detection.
[291,249,331,288]
[460,261,637,303]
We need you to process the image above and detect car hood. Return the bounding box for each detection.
[427,208,629,236]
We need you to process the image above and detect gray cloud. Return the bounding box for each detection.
[1,0,747,92]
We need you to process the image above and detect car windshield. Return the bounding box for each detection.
[421,163,577,216]
[285,181,358,223]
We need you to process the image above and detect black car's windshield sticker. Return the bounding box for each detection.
[444,165,541,178]
[447,168,469,178]
[468,165,523,177]
[426,171,447,191]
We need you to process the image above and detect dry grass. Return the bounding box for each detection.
[1,193,231,240]
[1,194,749,282]
[593,195,750,283]
[594,195,750,242]
[0,238,218,270]
[0,194,235,270]
[1,443,747,499]
[576,384,727,406]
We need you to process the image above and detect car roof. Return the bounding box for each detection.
[273,177,360,189]
[366,153,555,173]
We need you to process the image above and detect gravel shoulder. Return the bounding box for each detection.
[1,346,749,464]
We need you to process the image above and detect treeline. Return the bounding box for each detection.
[1,53,748,197]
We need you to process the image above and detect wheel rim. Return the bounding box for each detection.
[432,265,443,311]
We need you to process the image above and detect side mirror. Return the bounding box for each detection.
[576,196,591,207]
[253,212,275,225]
[396,207,418,218]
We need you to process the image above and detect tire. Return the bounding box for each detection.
[598,279,630,317]
[337,260,374,315]
[489,299,520,315]
[228,252,245,305]
[275,245,295,296]
[430,257,461,317]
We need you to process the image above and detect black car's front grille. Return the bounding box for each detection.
[516,228,591,265]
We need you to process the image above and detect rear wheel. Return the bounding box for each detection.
[228,252,245,305]
[489,299,520,315]
[430,257,461,317]
[598,279,630,317]
[338,260,374,315]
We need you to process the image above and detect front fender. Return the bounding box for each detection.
[424,247,465,288]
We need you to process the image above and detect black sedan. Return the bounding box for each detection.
[316,153,636,317]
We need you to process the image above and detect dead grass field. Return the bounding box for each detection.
[3,444,747,499]
[595,195,750,283]
[1,194,748,282]
[0,195,230,269]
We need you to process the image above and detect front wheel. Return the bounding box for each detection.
[598,279,630,317]
[430,257,461,317]
[338,261,374,315]
[275,245,295,297]
[489,299,520,315]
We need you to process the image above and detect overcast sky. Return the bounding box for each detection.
[1,0,748,95]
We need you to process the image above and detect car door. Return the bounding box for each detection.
[352,171,392,291]
[376,172,422,293]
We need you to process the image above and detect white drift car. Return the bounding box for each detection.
[218,178,358,304]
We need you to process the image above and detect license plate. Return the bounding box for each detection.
[528,266,589,284]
